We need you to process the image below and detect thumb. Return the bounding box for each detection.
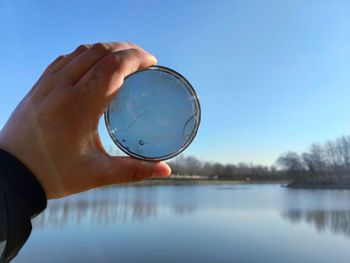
[91,156,171,188]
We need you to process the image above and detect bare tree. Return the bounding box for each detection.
[276,134,350,185]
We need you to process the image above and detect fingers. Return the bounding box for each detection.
[91,157,171,188]
[41,55,66,76]
[73,48,157,115]
[42,42,141,80]
[42,44,91,76]
[57,42,143,84]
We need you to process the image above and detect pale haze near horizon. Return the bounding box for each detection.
[0,0,349,166]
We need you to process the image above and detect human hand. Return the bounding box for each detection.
[0,42,171,199]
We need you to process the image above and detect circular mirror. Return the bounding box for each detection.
[105,65,201,161]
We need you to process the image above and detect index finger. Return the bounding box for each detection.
[72,48,157,117]
[56,42,144,84]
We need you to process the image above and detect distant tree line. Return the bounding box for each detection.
[167,135,350,184]
[167,155,286,181]
[108,134,350,184]
[276,135,350,185]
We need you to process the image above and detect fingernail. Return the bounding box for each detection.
[148,54,157,64]
[141,161,170,178]
[153,167,171,178]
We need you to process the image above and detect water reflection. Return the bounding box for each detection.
[282,210,350,237]
[33,187,197,228]
[15,185,350,263]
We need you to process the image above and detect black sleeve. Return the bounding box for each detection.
[0,149,47,262]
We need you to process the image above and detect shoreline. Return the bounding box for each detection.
[287,183,350,190]
[115,179,350,190]
[120,179,289,187]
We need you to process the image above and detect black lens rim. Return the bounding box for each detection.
[104,65,201,161]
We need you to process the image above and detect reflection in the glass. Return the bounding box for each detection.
[105,66,200,161]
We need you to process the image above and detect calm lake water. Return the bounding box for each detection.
[13,184,350,263]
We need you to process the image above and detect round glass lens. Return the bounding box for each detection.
[105,66,200,161]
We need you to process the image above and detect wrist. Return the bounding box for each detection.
[0,122,49,199]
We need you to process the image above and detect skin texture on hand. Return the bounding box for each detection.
[0,42,171,199]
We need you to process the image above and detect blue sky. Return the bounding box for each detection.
[1,0,349,165]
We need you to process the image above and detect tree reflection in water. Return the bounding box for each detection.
[32,187,197,228]
[282,210,350,237]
